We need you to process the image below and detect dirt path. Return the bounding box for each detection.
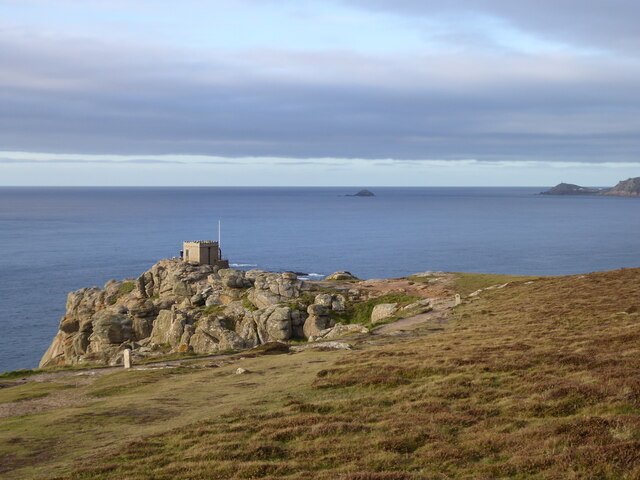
[0,352,237,390]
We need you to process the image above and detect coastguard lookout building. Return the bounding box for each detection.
[181,241,229,268]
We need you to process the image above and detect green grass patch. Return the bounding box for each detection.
[0,382,75,404]
[201,305,224,316]
[332,293,421,326]
[107,282,136,305]
[0,369,39,380]
[406,275,437,283]
[88,368,193,398]
[241,298,258,311]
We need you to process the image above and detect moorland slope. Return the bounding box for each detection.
[1,269,639,480]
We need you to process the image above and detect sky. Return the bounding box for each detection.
[1,0,640,186]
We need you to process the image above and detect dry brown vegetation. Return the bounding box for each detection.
[2,269,640,479]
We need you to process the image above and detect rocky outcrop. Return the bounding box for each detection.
[302,293,346,338]
[325,271,359,281]
[39,260,369,368]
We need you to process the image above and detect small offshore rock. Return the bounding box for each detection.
[347,189,375,197]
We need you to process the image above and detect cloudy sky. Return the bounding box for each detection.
[1,0,640,186]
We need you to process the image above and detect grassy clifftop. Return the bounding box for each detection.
[1,269,639,479]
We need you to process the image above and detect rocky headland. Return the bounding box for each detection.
[39,260,436,368]
[539,183,604,195]
[541,176,640,196]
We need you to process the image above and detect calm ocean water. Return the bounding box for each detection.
[1,186,638,372]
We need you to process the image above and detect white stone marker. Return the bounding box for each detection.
[454,294,461,306]
[123,349,131,369]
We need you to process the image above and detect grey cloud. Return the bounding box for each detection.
[1,29,640,162]
[337,0,640,53]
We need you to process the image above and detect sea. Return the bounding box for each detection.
[1,186,639,373]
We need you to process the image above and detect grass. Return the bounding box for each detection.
[452,272,540,296]
[107,282,136,305]
[2,268,639,479]
[0,382,75,404]
[201,305,224,316]
[332,293,422,326]
[241,298,258,311]
[0,369,39,380]
[0,364,110,386]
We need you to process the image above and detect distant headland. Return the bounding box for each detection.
[541,176,640,196]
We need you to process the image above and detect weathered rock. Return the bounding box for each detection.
[290,341,353,352]
[251,271,302,298]
[322,323,369,339]
[59,315,80,334]
[401,299,432,311]
[39,331,67,368]
[254,306,293,343]
[315,294,333,307]
[132,316,154,339]
[205,295,221,307]
[190,293,205,306]
[173,280,192,297]
[307,303,328,317]
[125,299,156,318]
[303,313,333,338]
[325,271,359,281]
[331,295,346,312]
[72,331,91,356]
[218,269,251,288]
[236,315,260,348]
[219,288,244,304]
[371,303,398,323]
[247,289,283,309]
[179,324,195,348]
[191,317,247,353]
[149,310,184,347]
[188,332,219,354]
[89,310,132,346]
